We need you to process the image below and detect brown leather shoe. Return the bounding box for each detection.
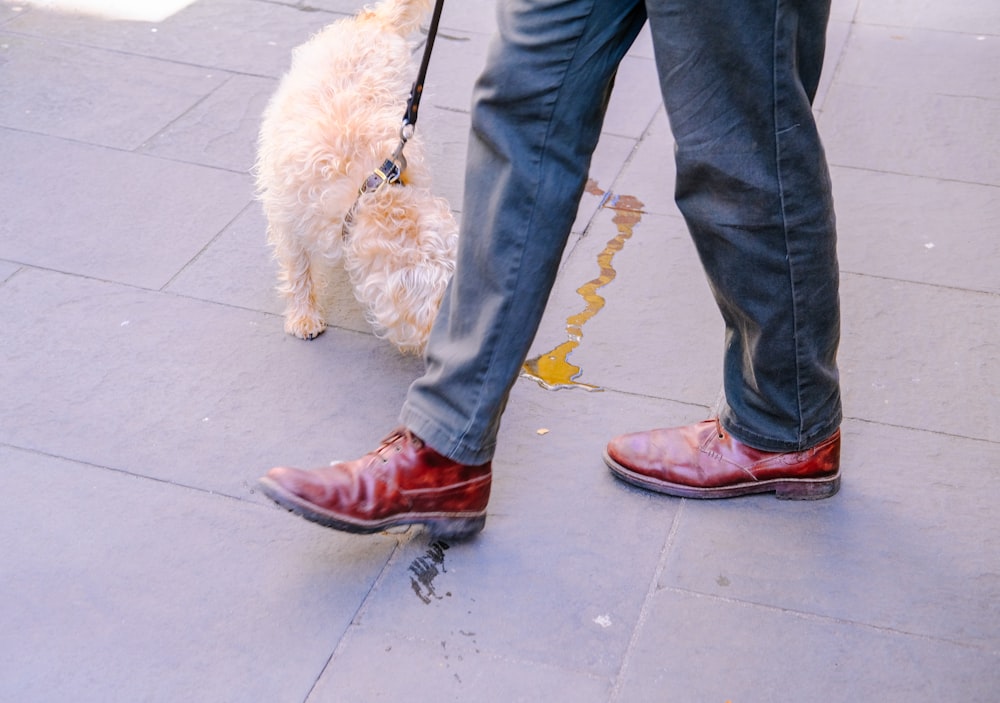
[604,419,840,500]
[258,429,491,539]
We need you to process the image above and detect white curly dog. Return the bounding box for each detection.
[255,0,456,353]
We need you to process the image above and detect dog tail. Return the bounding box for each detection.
[369,0,434,36]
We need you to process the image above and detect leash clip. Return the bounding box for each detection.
[360,157,405,196]
[344,156,405,240]
[355,18,432,201]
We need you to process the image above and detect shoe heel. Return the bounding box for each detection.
[775,474,840,500]
[424,514,486,540]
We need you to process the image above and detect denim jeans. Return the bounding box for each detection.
[399,0,842,463]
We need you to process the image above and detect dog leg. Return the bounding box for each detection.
[272,232,327,340]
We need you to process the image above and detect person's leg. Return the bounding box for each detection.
[260,0,649,536]
[400,0,649,464]
[604,0,842,500]
[650,0,841,450]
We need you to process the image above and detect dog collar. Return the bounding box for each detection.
[363,158,403,193]
[342,157,405,240]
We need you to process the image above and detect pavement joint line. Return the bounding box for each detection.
[0,122,255,175]
[7,258,991,453]
[331,626,614,686]
[426,103,471,116]
[814,23,855,113]
[844,416,1000,446]
[0,264,27,285]
[0,26,288,78]
[542,380,713,411]
[422,624,610,667]
[827,160,1000,190]
[657,585,1000,657]
[2,261,277,310]
[0,254,302,328]
[303,531,415,703]
[135,74,239,155]
[602,104,665,202]
[840,269,1000,298]
[159,199,257,292]
[849,21,1000,38]
[10,266,296,326]
[0,440,258,505]
[153,286,285,319]
[608,497,686,702]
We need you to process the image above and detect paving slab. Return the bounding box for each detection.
[829,0,859,22]
[314,384,697,684]
[421,18,491,114]
[615,587,1000,703]
[821,84,1000,186]
[3,0,334,77]
[139,72,277,173]
[314,630,612,702]
[609,108,680,207]
[411,102,473,210]
[834,167,1000,295]
[820,22,999,185]
[660,421,1000,649]
[0,130,250,288]
[528,208,723,403]
[297,0,367,13]
[164,202,284,314]
[814,19,851,113]
[0,445,400,703]
[0,268,424,497]
[429,0,498,36]
[835,24,1000,99]
[0,260,20,281]
[570,131,640,236]
[0,31,231,150]
[164,201,378,335]
[600,54,662,140]
[856,0,1000,34]
[1,0,998,701]
[839,273,1000,442]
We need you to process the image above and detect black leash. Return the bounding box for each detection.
[364,0,447,193]
[404,0,446,130]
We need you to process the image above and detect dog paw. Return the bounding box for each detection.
[285,315,326,340]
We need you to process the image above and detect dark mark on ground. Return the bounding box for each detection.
[409,539,450,604]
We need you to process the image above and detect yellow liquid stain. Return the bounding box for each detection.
[522,182,644,391]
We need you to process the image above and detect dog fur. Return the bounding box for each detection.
[255,0,456,353]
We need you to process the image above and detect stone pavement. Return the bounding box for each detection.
[1,0,998,700]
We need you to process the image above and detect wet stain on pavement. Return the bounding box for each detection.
[522,180,645,391]
[409,540,451,604]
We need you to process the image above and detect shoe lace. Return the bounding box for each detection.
[373,428,422,464]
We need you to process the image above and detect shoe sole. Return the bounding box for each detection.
[257,476,487,540]
[603,450,840,500]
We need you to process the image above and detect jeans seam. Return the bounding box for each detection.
[772,0,807,447]
[453,0,601,454]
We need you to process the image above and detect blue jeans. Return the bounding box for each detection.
[400,0,842,463]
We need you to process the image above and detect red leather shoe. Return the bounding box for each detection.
[604,419,840,500]
[258,429,491,539]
